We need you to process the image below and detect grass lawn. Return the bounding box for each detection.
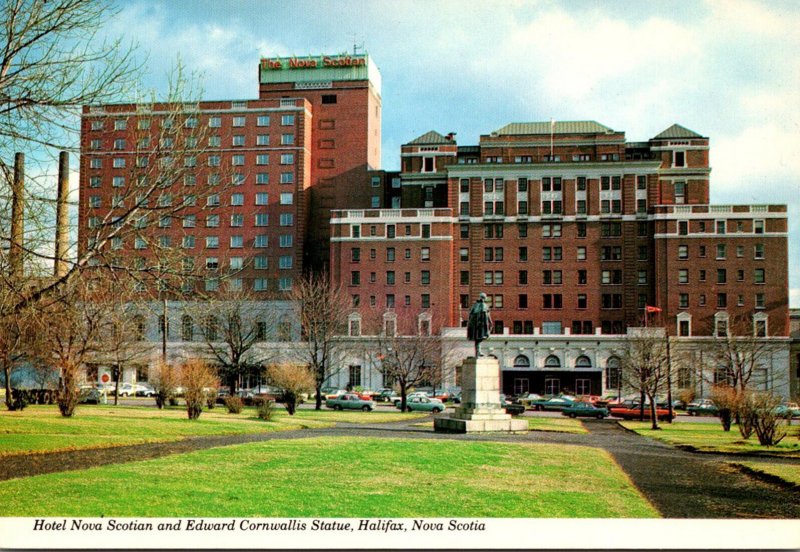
[727,461,800,487]
[0,405,427,456]
[0,437,658,518]
[621,420,800,457]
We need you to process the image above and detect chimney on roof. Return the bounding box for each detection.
[446,132,456,141]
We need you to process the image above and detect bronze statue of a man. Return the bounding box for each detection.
[467,292,492,357]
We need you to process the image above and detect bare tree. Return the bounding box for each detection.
[0,0,139,160]
[266,363,314,415]
[187,289,277,394]
[707,314,775,397]
[620,329,671,430]
[373,312,443,412]
[290,272,350,410]
[39,273,109,416]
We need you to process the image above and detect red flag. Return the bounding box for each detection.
[645,305,662,313]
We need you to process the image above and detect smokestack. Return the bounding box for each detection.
[9,152,24,281]
[54,152,70,278]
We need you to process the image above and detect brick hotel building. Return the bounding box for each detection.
[79,53,794,399]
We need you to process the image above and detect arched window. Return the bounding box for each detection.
[606,357,621,391]
[544,355,560,369]
[181,315,193,342]
[513,355,530,369]
[204,316,219,342]
[575,355,592,369]
[278,315,292,341]
[133,315,146,341]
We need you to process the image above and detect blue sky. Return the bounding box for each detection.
[104,0,800,305]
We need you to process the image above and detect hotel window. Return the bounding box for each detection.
[256,134,269,146]
[280,213,293,226]
[89,158,102,169]
[577,246,586,261]
[716,244,726,259]
[279,256,293,269]
[738,295,745,307]
[678,221,688,235]
[281,153,294,165]
[519,247,528,261]
[754,244,764,259]
[517,177,528,192]
[255,214,269,226]
[460,179,469,192]
[232,135,245,146]
[755,293,765,309]
[421,271,430,285]
[280,192,294,205]
[257,115,270,126]
[281,134,295,145]
[255,192,268,205]
[182,236,195,249]
[717,269,727,284]
[679,294,689,309]
[89,196,101,208]
[637,175,647,190]
[183,215,196,228]
[89,139,101,150]
[715,220,726,234]
[576,176,587,191]
[754,220,764,234]
[673,151,686,167]
[678,269,689,284]
[735,245,744,258]
[278,277,292,291]
[638,270,647,285]
[459,201,469,215]
[91,120,104,131]
[112,176,125,187]
[232,116,246,127]
[230,235,243,248]
[421,224,431,238]
[205,278,219,292]
[678,245,688,259]
[387,248,395,262]
[228,278,242,292]
[253,278,268,291]
[717,293,727,308]
[281,114,295,126]
[208,155,220,167]
[231,193,244,206]
[519,270,528,285]
[230,214,244,227]
[460,248,469,261]
[674,181,686,203]
[577,269,587,285]
[205,236,219,249]
[576,200,586,214]
[208,116,221,128]
[541,200,562,215]
[113,138,125,150]
[114,119,127,130]
[576,222,586,238]
[256,173,269,185]
[113,158,125,168]
[232,154,245,166]
[754,268,765,284]
[699,294,706,306]
[280,235,293,248]
[280,172,294,184]
[422,157,435,172]
[254,235,268,248]
[421,247,430,261]
[256,154,269,165]
[159,215,172,228]
[387,225,396,238]
[254,256,268,269]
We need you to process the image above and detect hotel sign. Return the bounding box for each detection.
[260,55,367,71]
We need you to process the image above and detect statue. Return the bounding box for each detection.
[467,292,492,357]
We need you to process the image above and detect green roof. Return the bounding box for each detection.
[406,130,452,145]
[653,124,705,140]
[493,121,616,136]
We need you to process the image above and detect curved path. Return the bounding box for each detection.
[1,416,798,518]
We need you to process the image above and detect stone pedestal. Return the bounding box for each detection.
[434,357,527,433]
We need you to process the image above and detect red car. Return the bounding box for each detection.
[609,402,674,421]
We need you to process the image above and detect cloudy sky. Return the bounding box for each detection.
[105,0,800,305]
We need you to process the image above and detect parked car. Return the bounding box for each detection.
[561,401,609,419]
[686,398,719,416]
[393,392,430,408]
[376,388,396,402]
[135,383,155,397]
[610,402,674,421]
[96,382,116,395]
[500,396,526,416]
[775,402,800,419]
[78,388,102,404]
[399,396,446,413]
[117,383,135,397]
[528,396,575,411]
[326,393,376,411]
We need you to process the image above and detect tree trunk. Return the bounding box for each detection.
[648,395,660,430]
[315,384,323,410]
[400,382,408,412]
[113,365,120,406]
[3,364,11,410]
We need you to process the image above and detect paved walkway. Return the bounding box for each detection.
[1,416,798,518]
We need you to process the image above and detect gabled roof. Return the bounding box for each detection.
[493,121,615,136]
[652,124,705,140]
[406,130,452,145]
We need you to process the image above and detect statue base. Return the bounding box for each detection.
[434,357,527,434]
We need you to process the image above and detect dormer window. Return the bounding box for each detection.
[422,156,434,173]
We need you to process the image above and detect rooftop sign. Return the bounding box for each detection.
[259,54,381,95]
[260,55,367,70]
